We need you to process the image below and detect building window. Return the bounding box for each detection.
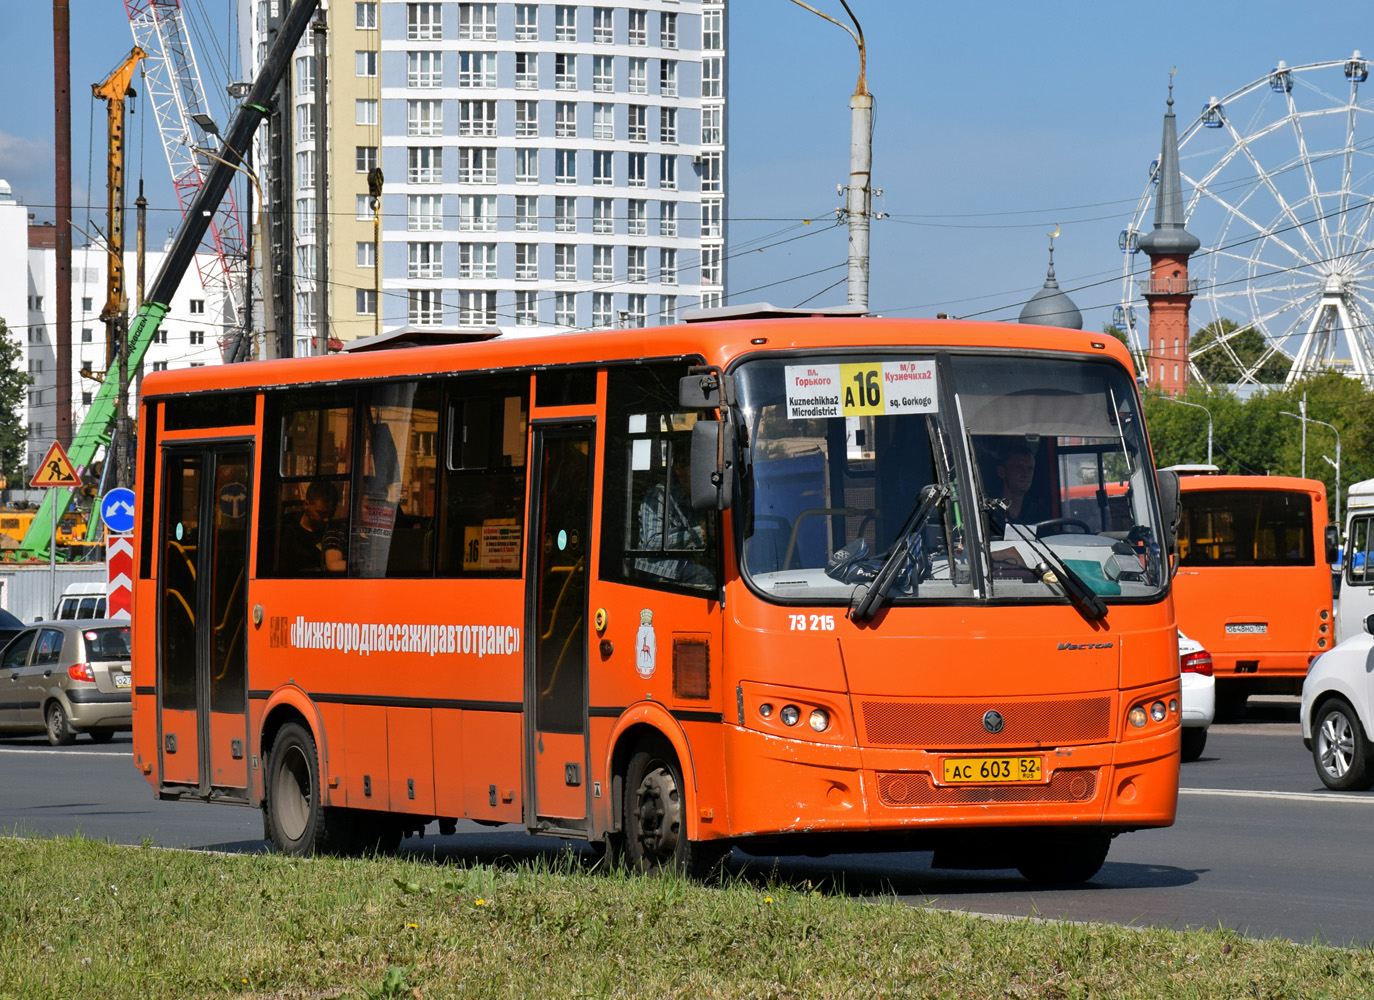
[660,249,677,285]
[357,242,375,268]
[592,292,613,328]
[356,145,378,173]
[702,57,722,98]
[459,290,497,327]
[408,194,443,231]
[408,99,443,136]
[659,155,677,190]
[555,101,576,138]
[82,392,93,406]
[514,4,537,41]
[356,2,377,29]
[356,50,378,77]
[298,198,316,234]
[355,99,378,126]
[659,107,678,145]
[355,195,371,221]
[296,55,315,95]
[515,243,539,280]
[660,201,677,237]
[660,12,677,48]
[409,2,443,40]
[699,291,722,311]
[515,148,538,184]
[457,147,495,184]
[702,106,723,145]
[593,102,613,140]
[456,3,495,41]
[459,194,497,232]
[555,292,577,327]
[458,242,497,279]
[556,149,577,185]
[593,245,613,281]
[408,242,443,278]
[700,152,722,193]
[408,51,442,88]
[555,5,576,42]
[295,150,315,189]
[628,105,647,142]
[189,299,205,315]
[628,57,647,94]
[627,199,647,236]
[189,329,205,345]
[298,103,316,143]
[555,195,577,233]
[660,60,678,97]
[81,296,92,312]
[555,244,576,281]
[458,51,495,88]
[701,198,722,238]
[514,51,537,89]
[627,152,646,188]
[515,100,539,137]
[296,292,316,327]
[152,330,168,345]
[593,55,613,93]
[151,361,169,373]
[409,288,443,326]
[555,53,576,91]
[701,246,721,286]
[625,293,646,327]
[660,295,677,325]
[627,246,646,282]
[515,195,538,232]
[703,10,723,49]
[593,150,613,186]
[593,7,613,44]
[409,146,444,183]
[593,197,613,235]
[459,99,496,136]
[515,290,538,326]
[81,327,92,342]
[356,289,377,315]
[628,9,646,45]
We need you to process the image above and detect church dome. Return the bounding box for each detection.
[1018,256,1082,329]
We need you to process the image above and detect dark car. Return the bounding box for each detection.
[0,608,24,649]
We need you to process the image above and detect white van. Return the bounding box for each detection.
[1336,478,1374,643]
[54,582,107,621]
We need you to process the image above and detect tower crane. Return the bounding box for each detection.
[93,48,146,371]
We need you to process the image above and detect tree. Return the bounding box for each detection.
[0,317,30,489]
[1101,321,1129,347]
[1190,318,1289,384]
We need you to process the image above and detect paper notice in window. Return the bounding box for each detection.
[785,360,937,419]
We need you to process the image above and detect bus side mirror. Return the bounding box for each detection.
[1364,613,1374,636]
[1326,524,1341,565]
[1156,469,1181,555]
[679,373,733,409]
[689,418,735,511]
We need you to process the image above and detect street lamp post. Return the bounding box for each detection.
[1280,410,1341,528]
[1160,396,1213,466]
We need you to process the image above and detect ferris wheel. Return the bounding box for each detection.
[1117,53,1374,387]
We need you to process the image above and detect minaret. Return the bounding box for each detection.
[1018,229,1083,329]
[1137,78,1201,395]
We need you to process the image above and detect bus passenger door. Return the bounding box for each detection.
[524,424,594,834]
[157,445,253,801]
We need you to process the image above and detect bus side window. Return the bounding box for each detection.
[1350,518,1370,582]
[436,377,529,576]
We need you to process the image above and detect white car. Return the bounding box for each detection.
[1301,618,1374,790]
[1179,631,1215,763]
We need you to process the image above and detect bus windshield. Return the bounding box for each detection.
[734,353,1165,604]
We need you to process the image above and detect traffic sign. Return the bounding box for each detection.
[100,487,137,535]
[106,535,133,620]
[29,441,79,488]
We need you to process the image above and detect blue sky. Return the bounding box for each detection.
[5,1,1372,334]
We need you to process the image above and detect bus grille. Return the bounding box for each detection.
[860,696,1112,748]
[876,769,1099,806]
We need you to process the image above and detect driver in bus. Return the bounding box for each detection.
[996,442,1040,523]
[637,449,712,586]
[280,479,339,573]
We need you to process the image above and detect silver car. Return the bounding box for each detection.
[0,620,132,745]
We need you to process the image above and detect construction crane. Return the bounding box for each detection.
[93,47,145,373]
[18,0,322,559]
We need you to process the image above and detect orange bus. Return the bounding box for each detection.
[1170,473,1335,715]
[130,311,1182,883]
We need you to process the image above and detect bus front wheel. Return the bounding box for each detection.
[1015,830,1112,884]
[264,721,355,856]
[623,737,728,879]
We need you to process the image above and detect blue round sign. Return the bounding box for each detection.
[100,488,137,535]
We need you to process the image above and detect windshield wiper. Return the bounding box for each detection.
[849,484,948,623]
[987,501,1108,621]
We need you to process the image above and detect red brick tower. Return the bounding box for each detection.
[1137,82,1200,395]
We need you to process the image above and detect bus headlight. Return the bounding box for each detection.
[1150,701,1167,722]
[780,705,800,727]
[808,708,830,732]
[1129,705,1148,728]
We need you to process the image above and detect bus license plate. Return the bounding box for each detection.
[942,756,1043,784]
[1225,623,1267,634]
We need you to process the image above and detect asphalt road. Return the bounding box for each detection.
[5,697,1372,947]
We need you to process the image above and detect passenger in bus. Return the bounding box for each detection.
[637,451,712,586]
[322,518,347,573]
[279,479,339,572]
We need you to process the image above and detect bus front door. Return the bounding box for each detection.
[156,445,252,802]
[524,424,594,834]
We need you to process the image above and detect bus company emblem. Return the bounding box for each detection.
[982,710,1004,734]
[1057,641,1115,651]
[635,609,657,679]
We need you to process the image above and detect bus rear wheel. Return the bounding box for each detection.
[265,721,358,856]
[623,738,728,879]
[1015,830,1112,884]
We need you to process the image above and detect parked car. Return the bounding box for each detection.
[0,620,132,745]
[1179,630,1215,763]
[1301,616,1374,789]
[53,583,107,621]
[0,608,25,648]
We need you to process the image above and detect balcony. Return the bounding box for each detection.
[1138,277,1199,297]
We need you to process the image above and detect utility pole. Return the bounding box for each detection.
[369,167,383,340]
[53,0,73,448]
[313,10,329,356]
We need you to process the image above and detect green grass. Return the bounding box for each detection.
[1,835,1371,999]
